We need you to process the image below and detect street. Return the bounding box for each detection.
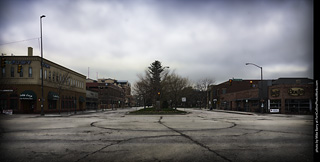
[0,108,314,162]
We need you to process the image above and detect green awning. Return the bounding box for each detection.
[48,91,59,100]
[20,90,37,100]
[79,96,85,103]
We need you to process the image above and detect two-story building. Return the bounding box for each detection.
[0,47,86,114]
[208,79,262,112]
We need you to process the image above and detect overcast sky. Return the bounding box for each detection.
[0,0,313,84]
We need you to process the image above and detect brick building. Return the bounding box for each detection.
[117,80,133,107]
[208,79,262,112]
[268,78,313,114]
[208,78,313,114]
[86,78,127,109]
[0,47,86,114]
[86,89,98,110]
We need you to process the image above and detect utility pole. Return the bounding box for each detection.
[40,15,46,116]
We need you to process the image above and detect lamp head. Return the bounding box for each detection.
[40,15,46,18]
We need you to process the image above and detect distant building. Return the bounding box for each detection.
[208,78,313,114]
[86,89,98,110]
[0,47,86,114]
[116,80,133,107]
[86,78,132,109]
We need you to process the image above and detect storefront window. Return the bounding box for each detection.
[61,98,64,109]
[270,100,281,109]
[48,100,57,109]
[285,99,311,114]
[251,101,259,107]
[0,95,7,110]
[1,94,18,110]
[10,99,18,109]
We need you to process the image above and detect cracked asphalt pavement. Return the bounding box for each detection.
[0,108,313,162]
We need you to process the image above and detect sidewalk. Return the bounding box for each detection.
[36,109,113,117]
[179,108,258,116]
[210,109,257,115]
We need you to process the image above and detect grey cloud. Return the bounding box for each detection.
[0,0,313,84]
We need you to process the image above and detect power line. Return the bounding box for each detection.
[0,37,40,46]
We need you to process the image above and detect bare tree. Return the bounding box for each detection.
[195,78,215,91]
[164,72,190,109]
[133,70,152,109]
[195,78,215,109]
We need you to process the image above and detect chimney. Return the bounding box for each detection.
[28,47,33,56]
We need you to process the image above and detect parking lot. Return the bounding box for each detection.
[0,108,314,162]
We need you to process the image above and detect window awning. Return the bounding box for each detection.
[79,96,85,103]
[20,90,37,100]
[48,91,59,100]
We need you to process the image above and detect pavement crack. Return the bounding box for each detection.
[74,141,121,162]
[158,116,232,162]
[74,131,181,162]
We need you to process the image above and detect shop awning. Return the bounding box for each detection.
[79,96,85,103]
[48,91,59,100]
[20,90,37,100]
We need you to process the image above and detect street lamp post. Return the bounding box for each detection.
[40,15,46,116]
[245,63,264,113]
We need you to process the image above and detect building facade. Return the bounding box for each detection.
[86,78,127,109]
[86,89,98,110]
[268,78,313,114]
[208,78,314,114]
[117,80,133,107]
[208,79,262,112]
[0,47,86,114]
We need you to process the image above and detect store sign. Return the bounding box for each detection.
[10,60,32,65]
[0,89,13,92]
[271,89,280,97]
[5,60,50,68]
[20,90,36,100]
[3,109,13,115]
[48,91,59,100]
[288,88,304,96]
[270,109,279,113]
[42,62,50,68]
[20,93,34,100]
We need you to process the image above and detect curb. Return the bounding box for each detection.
[210,109,257,115]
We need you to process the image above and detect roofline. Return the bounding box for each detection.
[2,55,86,78]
